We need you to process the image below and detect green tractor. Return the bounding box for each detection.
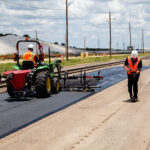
[3,39,62,98]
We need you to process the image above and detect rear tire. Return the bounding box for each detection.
[35,71,52,98]
[7,81,14,98]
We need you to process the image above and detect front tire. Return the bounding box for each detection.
[35,71,52,97]
[53,79,60,94]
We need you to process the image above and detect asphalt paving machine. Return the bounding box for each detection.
[0,39,61,98]
[0,39,104,98]
[60,70,103,92]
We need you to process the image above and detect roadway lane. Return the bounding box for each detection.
[0,92,92,139]
[0,65,150,139]
[89,65,150,92]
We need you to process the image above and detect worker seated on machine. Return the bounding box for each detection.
[23,44,39,69]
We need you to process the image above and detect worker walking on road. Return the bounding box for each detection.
[23,44,39,67]
[124,50,142,102]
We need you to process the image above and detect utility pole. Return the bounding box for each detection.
[124,42,125,50]
[35,29,37,40]
[98,39,100,49]
[129,21,132,51]
[117,41,119,53]
[141,39,143,50]
[138,44,139,50]
[84,36,86,51]
[65,0,69,60]
[142,28,144,53]
[123,42,126,50]
[109,12,112,58]
[35,29,38,54]
[117,41,119,50]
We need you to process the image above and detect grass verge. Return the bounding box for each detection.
[0,53,149,74]
[60,53,149,67]
[0,63,15,74]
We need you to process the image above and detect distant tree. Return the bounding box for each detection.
[5,33,13,36]
[73,46,76,48]
[0,33,4,36]
[55,52,60,54]
[61,43,65,46]
[54,42,59,45]
[0,33,15,37]
[23,34,30,38]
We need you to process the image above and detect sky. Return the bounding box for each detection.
[0,0,150,49]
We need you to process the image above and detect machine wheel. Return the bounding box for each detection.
[7,81,14,98]
[35,71,52,97]
[53,79,60,94]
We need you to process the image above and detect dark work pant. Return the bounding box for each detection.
[128,73,140,99]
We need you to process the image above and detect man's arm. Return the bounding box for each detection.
[35,55,39,62]
[137,59,142,74]
[124,65,129,72]
[124,58,129,72]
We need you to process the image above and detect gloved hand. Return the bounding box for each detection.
[127,68,131,72]
[136,70,140,74]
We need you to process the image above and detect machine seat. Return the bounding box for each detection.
[22,61,34,70]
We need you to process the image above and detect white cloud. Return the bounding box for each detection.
[108,0,125,12]
[90,14,108,25]
[145,30,150,36]
[69,0,93,18]
[0,0,150,48]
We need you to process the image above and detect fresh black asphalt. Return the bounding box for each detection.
[0,65,150,139]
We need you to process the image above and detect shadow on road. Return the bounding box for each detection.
[5,97,34,102]
[123,99,140,103]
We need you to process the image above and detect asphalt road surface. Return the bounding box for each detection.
[0,65,150,139]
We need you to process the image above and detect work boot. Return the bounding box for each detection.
[134,97,138,102]
[130,93,133,99]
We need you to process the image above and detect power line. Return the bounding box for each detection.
[2,0,39,9]
[2,0,65,10]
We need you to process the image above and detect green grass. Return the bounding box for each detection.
[60,56,112,67]
[0,53,149,74]
[0,63,15,74]
[60,53,149,67]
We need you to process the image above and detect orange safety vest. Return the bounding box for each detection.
[127,56,140,75]
[23,51,37,67]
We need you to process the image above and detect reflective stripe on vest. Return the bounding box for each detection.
[24,51,35,61]
[127,56,140,74]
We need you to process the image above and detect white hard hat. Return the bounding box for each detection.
[131,50,138,58]
[28,44,34,49]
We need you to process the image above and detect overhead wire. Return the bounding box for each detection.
[1,0,65,11]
